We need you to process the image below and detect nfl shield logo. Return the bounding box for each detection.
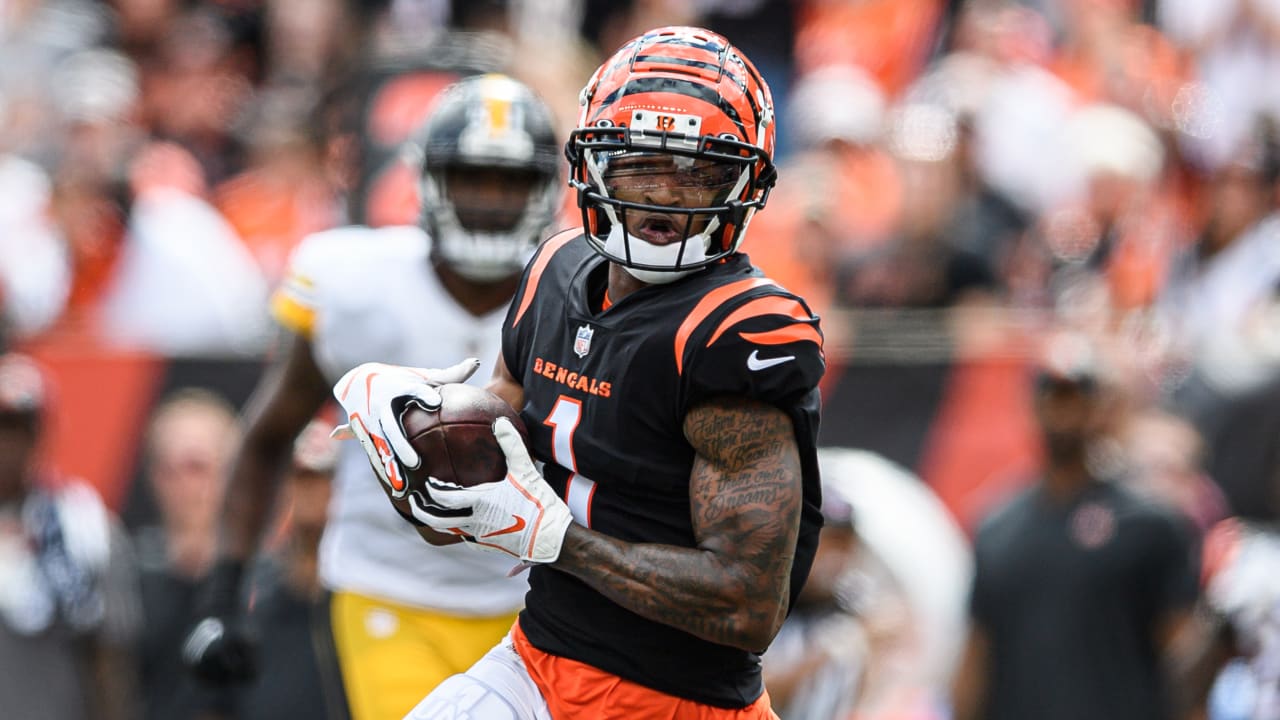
[574,324,594,358]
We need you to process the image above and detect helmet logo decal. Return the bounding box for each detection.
[631,110,702,150]
[574,325,595,358]
[460,91,532,161]
[484,95,509,134]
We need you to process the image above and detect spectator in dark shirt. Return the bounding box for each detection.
[233,418,348,720]
[135,388,241,720]
[951,335,1202,720]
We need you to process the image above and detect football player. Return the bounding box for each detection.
[181,74,562,720]
[335,27,825,719]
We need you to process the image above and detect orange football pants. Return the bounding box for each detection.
[511,621,779,720]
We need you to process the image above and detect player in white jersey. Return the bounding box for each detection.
[181,74,563,720]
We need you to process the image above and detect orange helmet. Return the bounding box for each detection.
[566,27,777,279]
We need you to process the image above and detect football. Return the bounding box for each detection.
[400,383,525,490]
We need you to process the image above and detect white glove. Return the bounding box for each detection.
[331,359,480,499]
[418,417,573,564]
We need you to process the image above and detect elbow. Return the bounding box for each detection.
[726,597,788,653]
[716,566,791,652]
[731,617,783,654]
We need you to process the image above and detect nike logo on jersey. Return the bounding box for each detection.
[747,350,796,371]
[482,515,527,538]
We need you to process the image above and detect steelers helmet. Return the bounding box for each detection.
[412,73,561,281]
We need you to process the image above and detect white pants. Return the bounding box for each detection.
[404,635,553,720]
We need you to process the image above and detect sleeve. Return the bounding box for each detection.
[681,288,824,411]
[269,232,332,339]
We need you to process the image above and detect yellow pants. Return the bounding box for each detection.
[330,590,520,720]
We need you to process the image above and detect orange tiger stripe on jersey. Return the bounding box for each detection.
[675,278,776,374]
[739,324,823,347]
[706,295,811,347]
[513,230,578,328]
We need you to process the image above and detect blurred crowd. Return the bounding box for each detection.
[2,0,1280,718]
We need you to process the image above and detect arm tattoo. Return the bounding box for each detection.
[554,396,803,651]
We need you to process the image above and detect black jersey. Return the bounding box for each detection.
[501,231,825,708]
[971,480,1198,720]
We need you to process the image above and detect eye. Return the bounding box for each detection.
[679,167,735,188]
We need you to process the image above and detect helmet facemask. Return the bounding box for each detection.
[569,119,774,284]
[566,27,778,283]
[411,74,562,282]
[420,164,559,282]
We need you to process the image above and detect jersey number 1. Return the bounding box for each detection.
[545,396,597,527]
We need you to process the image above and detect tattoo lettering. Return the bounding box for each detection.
[554,396,802,651]
[701,483,780,522]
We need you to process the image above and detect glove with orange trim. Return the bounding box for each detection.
[331,360,480,513]
[418,417,573,564]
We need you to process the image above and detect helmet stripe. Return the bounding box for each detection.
[637,34,724,55]
[632,55,724,75]
[733,58,767,122]
[484,95,510,135]
[629,35,765,122]
[592,76,749,137]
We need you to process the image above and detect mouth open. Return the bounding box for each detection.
[631,213,685,246]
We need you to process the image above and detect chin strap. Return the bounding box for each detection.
[602,224,710,284]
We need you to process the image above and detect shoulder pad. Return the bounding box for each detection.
[681,285,824,409]
[510,229,584,329]
[272,226,428,336]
